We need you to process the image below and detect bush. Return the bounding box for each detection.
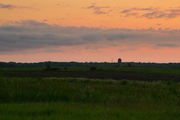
[120,80,129,85]
[89,67,97,71]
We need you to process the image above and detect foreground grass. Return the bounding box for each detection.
[0,102,179,120]
[0,77,179,119]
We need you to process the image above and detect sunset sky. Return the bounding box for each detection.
[0,0,180,63]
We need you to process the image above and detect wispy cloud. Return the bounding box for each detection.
[0,3,16,9]
[121,7,155,13]
[85,3,110,14]
[0,3,30,9]
[0,20,180,53]
[120,7,180,19]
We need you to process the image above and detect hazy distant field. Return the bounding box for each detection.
[0,77,179,120]
[1,66,180,75]
[1,67,180,82]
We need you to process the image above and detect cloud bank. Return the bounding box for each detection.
[0,20,180,53]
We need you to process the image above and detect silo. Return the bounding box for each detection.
[118,58,122,67]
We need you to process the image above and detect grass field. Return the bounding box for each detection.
[0,102,179,120]
[0,77,179,120]
[1,67,180,82]
[1,67,180,75]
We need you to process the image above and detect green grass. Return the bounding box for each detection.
[0,102,179,120]
[0,77,179,104]
[0,77,179,103]
[0,77,179,119]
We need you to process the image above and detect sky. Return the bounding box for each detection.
[0,0,180,63]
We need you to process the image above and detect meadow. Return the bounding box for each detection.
[0,76,180,120]
[1,67,180,82]
[1,66,180,75]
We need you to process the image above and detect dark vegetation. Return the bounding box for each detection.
[0,77,179,104]
[0,78,179,120]
[1,61,180,68]
[0,61,180,82]
[1,70,180,82]
[0,61,180,119]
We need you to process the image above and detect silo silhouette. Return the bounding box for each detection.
[118,58,122,67]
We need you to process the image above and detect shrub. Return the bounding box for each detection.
[120,80,129,85]
[89,67,97,71]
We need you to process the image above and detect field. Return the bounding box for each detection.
[0,67,180,119]
[1,67,180,82]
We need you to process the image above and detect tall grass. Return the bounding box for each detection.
[0,77,179,104]
[0,77,179,119]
